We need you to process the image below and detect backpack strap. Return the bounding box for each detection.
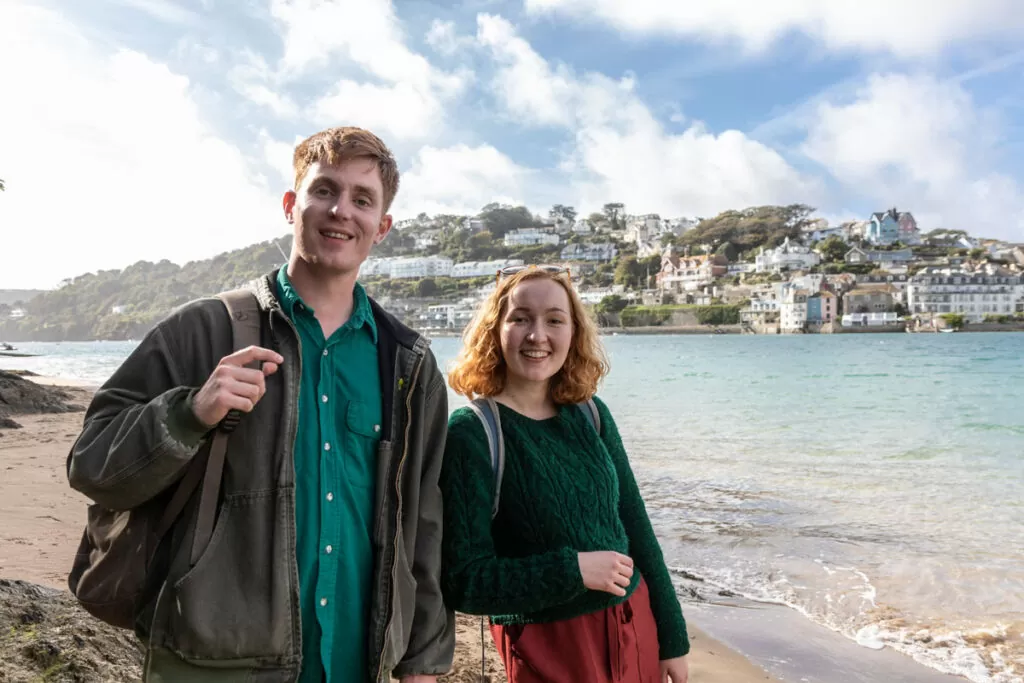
[189,288,262,565]
[578,398,601,437]
[467,397,505,521]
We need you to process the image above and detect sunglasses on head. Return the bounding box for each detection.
[495,264,571,284]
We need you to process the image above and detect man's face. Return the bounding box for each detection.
[283,158,392,277]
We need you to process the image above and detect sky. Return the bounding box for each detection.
[1,0,1024,289]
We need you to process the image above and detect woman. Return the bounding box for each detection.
[441,265,690,683]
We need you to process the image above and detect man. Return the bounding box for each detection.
[67,127,454,682]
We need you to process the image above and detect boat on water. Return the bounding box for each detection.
[0,343,38,357]
[938,328,957,333]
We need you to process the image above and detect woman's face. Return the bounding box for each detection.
[499,278,574,390]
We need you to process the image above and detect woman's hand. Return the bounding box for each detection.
[577,551,633,596]
[661,655,689,682]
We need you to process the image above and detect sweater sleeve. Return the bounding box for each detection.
[440,407,588,616]
[593,396,691,659]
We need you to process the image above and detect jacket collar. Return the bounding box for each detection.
[250,269,426,353]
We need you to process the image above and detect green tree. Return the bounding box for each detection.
[597,295,628,314]
[940,313,965,330]
[715,241,738,262]
[477,203,536,238]
[613,255,644,289]
[602,202,625,230]
[969,247,986,260]
[549,204,577,225]
[819,235,849,263]
[416,278,438,297]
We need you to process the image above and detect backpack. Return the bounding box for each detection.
[465,396,601,679]
[67,288,261,630]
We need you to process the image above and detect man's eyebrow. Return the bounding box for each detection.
[352,182,380,199]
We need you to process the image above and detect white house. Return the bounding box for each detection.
[449,259,524,278]
[359,258,394,277]
[755,237,821,273]
[907,268,1024,322]
[503,228,561,247]
[388,256,454,279]
[571,220,595,234]
[779,283,809,332]
[561,243,618,262]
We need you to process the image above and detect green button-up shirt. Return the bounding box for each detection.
[276,269,382,683]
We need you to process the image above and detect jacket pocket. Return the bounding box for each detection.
[167,488,294,662]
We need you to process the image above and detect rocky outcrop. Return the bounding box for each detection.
[0,371,83,430]
[0,579,144,682]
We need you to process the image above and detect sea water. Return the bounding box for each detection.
[4,332,1022,682]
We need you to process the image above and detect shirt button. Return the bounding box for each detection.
[322,349,328,357]
[326,492,333,502]
[325,545,333,554]
[322,395,328,403]
[320,597,328,607]
[373,425,380,433]
[324,442,330,451]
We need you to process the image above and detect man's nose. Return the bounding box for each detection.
[329,196,353,219]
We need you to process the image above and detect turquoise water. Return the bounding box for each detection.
[4,333,1022,681]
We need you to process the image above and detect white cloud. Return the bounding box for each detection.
[105,0,197,24]
[313,80,448,143]
[425,19,474,56]
[476,14,816,218]
[802,73,1024,239]
[250,0,470,141]
[524,0,1024,58]
[0,4,282,289]
[477,14,575,127]
[392,145,531,218]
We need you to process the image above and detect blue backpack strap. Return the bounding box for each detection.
[577,397,601,437]
[467,397,505,520]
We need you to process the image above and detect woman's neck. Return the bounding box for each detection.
[495,379,557,419]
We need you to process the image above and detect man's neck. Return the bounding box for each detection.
[286,259,359,338]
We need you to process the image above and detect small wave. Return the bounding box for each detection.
[668,564,1019,683]
[962,422,1024,435]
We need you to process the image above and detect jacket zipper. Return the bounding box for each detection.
[274,309,304,675]
[375,349,425,682]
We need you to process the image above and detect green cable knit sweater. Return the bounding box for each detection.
[440,396,690,659]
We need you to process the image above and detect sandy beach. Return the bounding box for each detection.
[0,378,779,683]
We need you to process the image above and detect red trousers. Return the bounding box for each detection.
[490,578,661,683]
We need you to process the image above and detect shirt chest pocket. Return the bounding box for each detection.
[343,400,382,489]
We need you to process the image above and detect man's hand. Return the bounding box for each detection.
[399,676,437,683]
[192,346,283,428]
[578,551,634,597]
[661,655,689,683]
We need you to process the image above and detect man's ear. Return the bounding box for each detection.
[374,214,394,244]
[282,190,297,223]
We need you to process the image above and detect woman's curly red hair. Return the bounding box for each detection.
[447,269,609,404]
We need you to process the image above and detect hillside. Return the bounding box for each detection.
[0,289,44,306]
[678,204,816,256]
[0,235,292,342]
